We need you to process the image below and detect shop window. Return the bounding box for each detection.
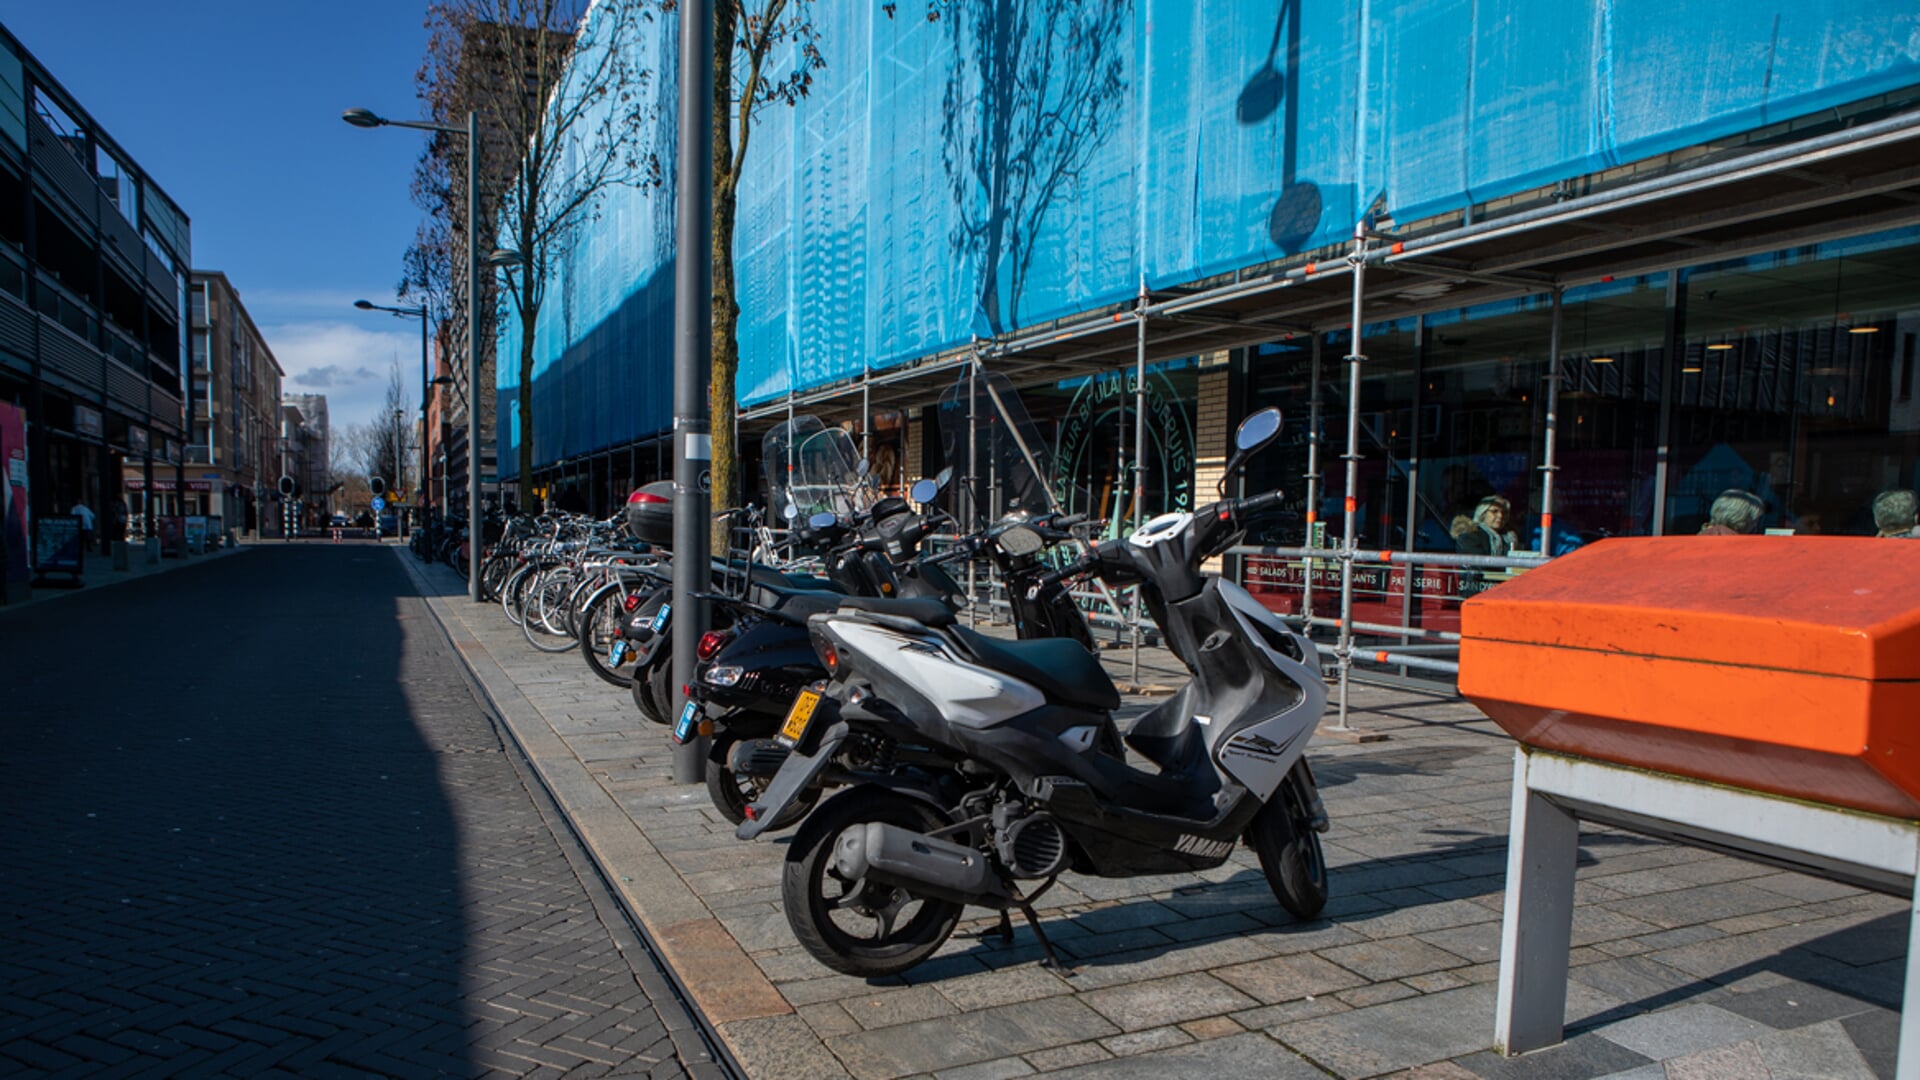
[1673,232,1920,536]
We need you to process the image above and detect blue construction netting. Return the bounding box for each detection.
[499,0,1920,478]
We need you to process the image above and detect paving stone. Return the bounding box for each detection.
[825,995,1116,1080]
[1336,982,1423,1008]
[1404,970,1471,994]
[1319,937,1468,982]
[1039,1031,1321,1079]
[1061,901,1185,936]
[1839,1010,1899,1080]
[928,964,1074,1012]
[838,985,957,1030]
[1097,1025,1193,1056]
[1054,934,1272,992]
[1180,1015,1245,1040]
[1712,980,1883,1030]
[934,1056,1036,1080]
[1589,1003,1775,1061]
[1231,994,1350,1031]
[1660,1038,1769,1079]
[1753,1019,1880,1079]
[929,1053,1036,1076]
[795,1002,861,1039]
[1452,1032,1654,1079]
[1213,952,1369,1004]
[1419,922,1504,965]
[1020,1041,1111,1071]
[1079,972,1257,1032]
[1271,983,1621,1077]
[1567,955,1713,1009]
[1603,883,1800,931]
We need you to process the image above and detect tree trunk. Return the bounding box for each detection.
[709,0,740,557]
[518,316,537,510]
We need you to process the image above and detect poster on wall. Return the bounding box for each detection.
[1,402,30,594]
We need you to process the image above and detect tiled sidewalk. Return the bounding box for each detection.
[398,551,1906,1079]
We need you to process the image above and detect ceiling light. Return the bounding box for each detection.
[1683,366,1702,373]
[1591,356,1615,364]
[1706,343,1734,351]
[1848,326,1879,334]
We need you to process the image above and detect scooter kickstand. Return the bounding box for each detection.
[1016,901,1073,975]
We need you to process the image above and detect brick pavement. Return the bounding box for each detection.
[0,543,719,1078]
[401,550,1908,1080]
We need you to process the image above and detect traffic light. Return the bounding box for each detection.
[278,475,295,498]
[370,476,386,498]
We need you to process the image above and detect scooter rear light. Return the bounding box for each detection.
[624,593,643,612]
[742,804,759,821]
[822,643,839,673]
[697,630,729,661]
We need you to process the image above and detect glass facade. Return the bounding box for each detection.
[1243,227,1920,551]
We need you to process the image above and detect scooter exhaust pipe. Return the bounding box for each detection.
[833,823,1011,908]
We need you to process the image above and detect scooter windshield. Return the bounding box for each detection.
[936,370,1075,526]
[762,416,870,520]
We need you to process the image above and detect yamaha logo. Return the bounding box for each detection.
[1173,834,1235,859]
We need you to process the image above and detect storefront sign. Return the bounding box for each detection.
[74,405,104,439]
[128,426,149,454]
[123,479,214,493]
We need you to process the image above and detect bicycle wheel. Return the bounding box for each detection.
[522,571,578,652]
[501,564,535,625]
[578,583,636,688]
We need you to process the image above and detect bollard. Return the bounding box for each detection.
[112,540,130,571]
[144,537,161,565]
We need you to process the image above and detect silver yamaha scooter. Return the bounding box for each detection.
[738,409,1329,977]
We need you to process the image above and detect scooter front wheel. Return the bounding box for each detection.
[782,790,963,978]
[1247,781,1328,920]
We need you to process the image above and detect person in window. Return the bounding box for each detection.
[1451,495,1518,556]
[1872,489,1918,538]
[1698,489,1764,536]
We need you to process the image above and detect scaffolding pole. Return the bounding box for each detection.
[967,345,980,629]
[1540,288,1563,554]
[1131,280,1148,686]
[1334,221,1370,733]
[1302,334,1323,622]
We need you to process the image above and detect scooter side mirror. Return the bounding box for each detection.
[935,466,953,490]
[808,511,838,530]
[909,478,940,505]
[857,458,871,478]
[1235,407,1284,452]
[783,503,799,521]
[1219,407,1285,495]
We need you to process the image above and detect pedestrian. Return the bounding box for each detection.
[71,499,95,553]
[1697,489,1765,535]
[1450,495,1519,556]
[109,498,128,553]
[1872,489,1918,538]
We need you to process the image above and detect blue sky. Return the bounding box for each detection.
[7,3,443,435]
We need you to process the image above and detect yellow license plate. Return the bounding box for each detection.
[778,690,822,746]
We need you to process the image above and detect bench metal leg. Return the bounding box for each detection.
[1496,748,1580,1056]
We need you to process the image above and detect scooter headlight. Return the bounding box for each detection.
[706,665,744,688]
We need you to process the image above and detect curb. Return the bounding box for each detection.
[392,550,818,1079]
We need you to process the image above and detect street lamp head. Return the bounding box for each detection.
[487,248,525,269]
[342,107,385,129]
[353,299,375,310]
[431,375,454,386]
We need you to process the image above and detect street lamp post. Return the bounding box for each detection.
[355,299,431,530]
[344,106,484,599]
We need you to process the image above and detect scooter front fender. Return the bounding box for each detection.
[737,722,848,840]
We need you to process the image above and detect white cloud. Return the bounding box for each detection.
[261,320,421,433]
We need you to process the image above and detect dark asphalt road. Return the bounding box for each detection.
[0,545,708,1078]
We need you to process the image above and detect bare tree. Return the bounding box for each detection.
[709,0,824,546]
[413,0,658,500]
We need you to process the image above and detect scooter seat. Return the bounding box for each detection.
[950,627,1121,712]
[837,595,957,627]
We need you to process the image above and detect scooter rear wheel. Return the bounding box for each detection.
[1247,781,1328,920]
[783,789,963,978]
